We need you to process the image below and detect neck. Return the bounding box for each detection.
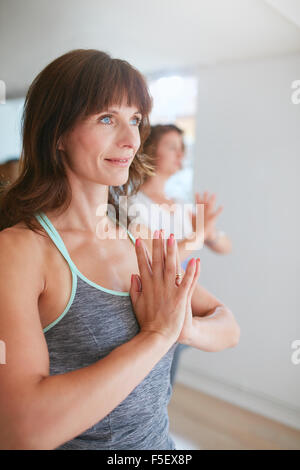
[140,173,169,198]
[45,169,115,239]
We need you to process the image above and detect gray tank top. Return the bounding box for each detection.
[34,211,177,450]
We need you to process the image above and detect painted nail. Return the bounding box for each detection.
[136,238,140,247]
[168,236,174,247]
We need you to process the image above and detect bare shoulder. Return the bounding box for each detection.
[1,222,46,253]
[0,223,47,293]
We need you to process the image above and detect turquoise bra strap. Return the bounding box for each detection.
[34,213,76,272]
[115,218,136,246]
[127,230,136,245]
[36,211,136,257]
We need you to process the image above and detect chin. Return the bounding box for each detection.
[109,174,129,187]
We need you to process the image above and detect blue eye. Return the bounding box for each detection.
[130,117,142,126]
[100,116,112,124]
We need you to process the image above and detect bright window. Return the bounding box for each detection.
[148,75,198,202]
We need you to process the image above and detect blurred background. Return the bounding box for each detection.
[0,0,299,449]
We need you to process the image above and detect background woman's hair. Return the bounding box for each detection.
[142,124,184,182]
[0,49,156,233]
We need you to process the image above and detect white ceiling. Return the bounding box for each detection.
[1,0,300,98]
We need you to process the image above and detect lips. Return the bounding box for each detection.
[104,158,131,167]
[105,158,130,162]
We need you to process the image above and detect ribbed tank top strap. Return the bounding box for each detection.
[34,212,77,273]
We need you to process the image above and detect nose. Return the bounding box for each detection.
[117,122,140,152]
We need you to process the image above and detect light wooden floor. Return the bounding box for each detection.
[168,383,300,450]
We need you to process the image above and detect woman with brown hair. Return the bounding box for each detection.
[128,124,232,262]
[0,49,240,450]
[127,124,233,387]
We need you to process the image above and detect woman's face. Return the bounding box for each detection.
[59,101,142,187]
[155,131,184,177]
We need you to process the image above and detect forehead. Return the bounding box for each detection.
[160,131,183,144]
[90,90,144,116]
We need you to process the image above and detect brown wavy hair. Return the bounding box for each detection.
[0,49,156,233]
[142,124,184,182]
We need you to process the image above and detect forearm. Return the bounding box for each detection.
[204,233,232,254]
[185,306,240,351]
[10,331,173,450]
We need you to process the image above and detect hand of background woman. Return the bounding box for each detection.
[130,230,200,344]
[189,191,224,243]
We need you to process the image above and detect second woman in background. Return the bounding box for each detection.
[127,124,232,386]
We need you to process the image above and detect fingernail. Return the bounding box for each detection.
[136,238,140,247]
[168,236,174,246]
[153,230,159,239]
[190,258,196,266]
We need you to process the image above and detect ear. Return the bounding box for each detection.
[57,136,65,152]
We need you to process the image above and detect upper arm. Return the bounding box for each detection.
[0,229,50,442]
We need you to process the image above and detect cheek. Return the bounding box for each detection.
[136,131,141,150]
[66,127,109,159]
[156,155,170,172]
[77,130,104,154]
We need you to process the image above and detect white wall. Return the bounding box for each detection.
[178,53,300,429]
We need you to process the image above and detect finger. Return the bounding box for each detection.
[160,229,166,270]
[129,274,141,306]
[207,193,216,207]
[144,244,153,273]
[152,229,163,282]
[187,258,201,301]
[203,191,209,203]
[212,205,224,218]
[177,257,196,296]
[195,192,202,204]
[136,274,142,292]
[175,239,183,286]
[135,238,152,285]
[164,233,177,289]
